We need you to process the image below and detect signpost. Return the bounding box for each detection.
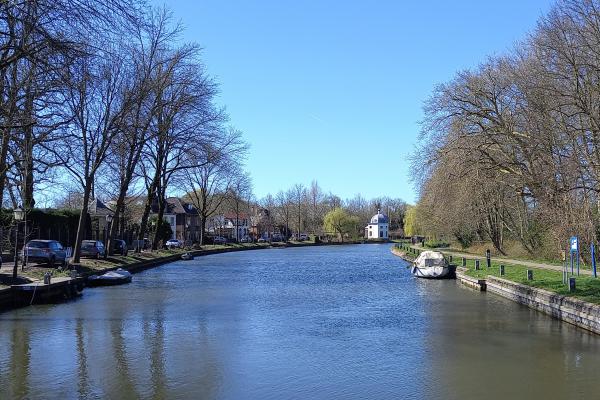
[592,243,597,279]
[570,236,579,276]
[562,249,567,284]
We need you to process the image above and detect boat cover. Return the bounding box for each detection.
[413,251,448,268]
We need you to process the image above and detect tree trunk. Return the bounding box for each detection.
[108,165,136,255]
[137,171,160,252]
[152,195,166,250]
[0,129,11,207]
[22,69,35,209]
[72,178,92,263]
[107,198,123,256]
[200,216,206,245]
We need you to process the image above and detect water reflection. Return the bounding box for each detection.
[9,320,30,399]
[76,318,90,399]
[145,310,167,399]
[110,316,140,399]
[0,245,599,399]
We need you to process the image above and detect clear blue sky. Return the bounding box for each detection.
[155,0,554,203]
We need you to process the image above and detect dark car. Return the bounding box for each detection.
[81,240,105,258]
[21,240,67,267]
[213,236,227,245]
[112,239,128,256]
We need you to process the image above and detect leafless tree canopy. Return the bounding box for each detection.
[413,0,600,257]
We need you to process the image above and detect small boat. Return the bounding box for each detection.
[411,251,450,279]
[181,253,193,261]
[87,268,132,286]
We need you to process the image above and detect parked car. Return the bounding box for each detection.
[81,240,106,259]
[257,237,266,243]
[132,238,150,251]
[213,236,227,245]
[21,240,67,267]
[271,233,284,242]
[166,239,184,249]
[299,234,310,241]
[112,239,128,256]
[240,236,253,243]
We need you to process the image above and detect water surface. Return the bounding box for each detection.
[1,244,599,399]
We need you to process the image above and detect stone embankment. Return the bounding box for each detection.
[485,276,600,334]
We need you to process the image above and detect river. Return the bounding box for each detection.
[0,244,599,399]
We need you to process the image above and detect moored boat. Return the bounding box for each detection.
[87,268,132,286]
[411,251,450,279]
[181,253,193,260]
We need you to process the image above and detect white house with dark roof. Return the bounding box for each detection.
[365,209,389,239]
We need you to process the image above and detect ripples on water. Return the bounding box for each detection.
[1,244,600,399]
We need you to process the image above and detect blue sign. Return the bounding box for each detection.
[570,236,579,253]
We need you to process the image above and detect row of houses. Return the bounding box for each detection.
[88,196,270,244]
[88,197,399,244]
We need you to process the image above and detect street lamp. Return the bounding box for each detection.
[105,214,113,259]
[13,206,24,280]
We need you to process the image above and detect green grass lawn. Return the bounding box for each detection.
[462,258,600,304]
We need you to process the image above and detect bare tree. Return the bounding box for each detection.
[275,190,292,238]
[184,128,247,244]
[290,183,308,238]
[60,46,131,263]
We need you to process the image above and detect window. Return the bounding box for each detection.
[369,231,372,237]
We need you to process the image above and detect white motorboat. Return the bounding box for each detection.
[87,268,132,286]
[181,253,194,261]
[411,251,450,279]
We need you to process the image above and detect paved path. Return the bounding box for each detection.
[410,246,594,276]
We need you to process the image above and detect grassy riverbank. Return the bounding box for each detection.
[396,243,600,304]
[463,258,600,304]
[0,243,272,289]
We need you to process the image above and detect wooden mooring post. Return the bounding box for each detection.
[569,277,576,292]
[527,270,533,280]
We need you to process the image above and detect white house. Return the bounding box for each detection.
[208,213,250,239]
[365,210,389,239]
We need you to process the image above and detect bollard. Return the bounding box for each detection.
[569,277,576,292]
[475,259,480,270]
[486,249,491,268]
[500,265,505,276]
[462,257,466,267]
[527,270,533,280]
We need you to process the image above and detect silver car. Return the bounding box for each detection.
[21,240,67,267]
